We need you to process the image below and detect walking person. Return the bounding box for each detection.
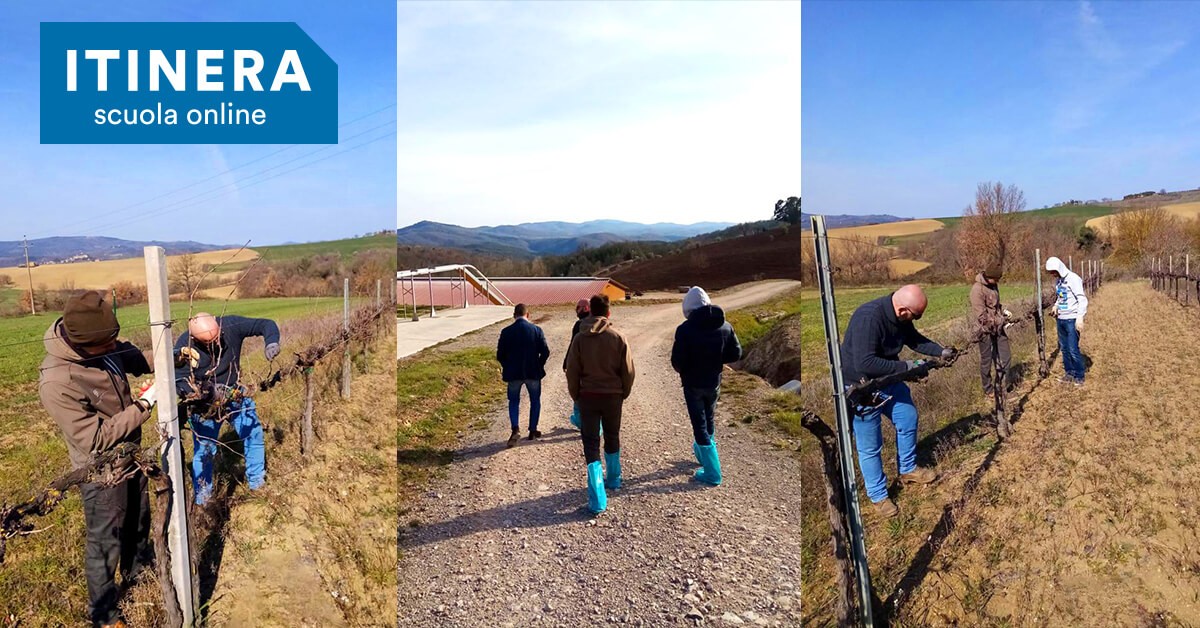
[970,263,1013,397]
[496,303,551,446]
[840,285,953,518]
[38,291,158,628]
[670,286,742,486]
[564,298,589,430]
[175,312,281,505]
[1045,256,1088,385]
[565,294,635,514]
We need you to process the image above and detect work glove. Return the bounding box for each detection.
[906,359,927,370]
[1075,319,1084,332]
[176,346,201,368]
[265,342,281,361]
[1004,322,1014,331]
[136,380,157,411]
[1003,309,1012,318]
[940,347,956,360]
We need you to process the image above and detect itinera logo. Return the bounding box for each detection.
[40,22,337,144]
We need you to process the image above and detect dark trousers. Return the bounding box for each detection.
[578,394,623,463]
[978,334,1011,395]
[80,472,151,626]
[683,386,720,446]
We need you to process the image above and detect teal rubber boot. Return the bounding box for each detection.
[604,450,622,489]
[692,441,702,466]
[569,404,582,429]
[694,443,722,486]
[586,461,607,513]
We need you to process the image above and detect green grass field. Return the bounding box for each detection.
[0,295,370,626]
[799,282,1035,381]
[934,204,1115,230]
[725,286,803,350]
[222,232,395,271]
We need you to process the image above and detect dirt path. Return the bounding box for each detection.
[899,281,1200,627]
[397,281,803,627]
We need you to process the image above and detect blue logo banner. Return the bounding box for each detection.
[40,22,337,144]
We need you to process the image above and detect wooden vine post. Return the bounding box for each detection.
[341,278,352,399]
[1034,249,1049,378]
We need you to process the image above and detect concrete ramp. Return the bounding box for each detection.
[397,306,511,359]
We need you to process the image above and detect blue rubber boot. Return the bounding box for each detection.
[569,403,582,429]
[692,442,702,466]
[604,450,622,489]
[694,443,722,486]
[586,461,607,513]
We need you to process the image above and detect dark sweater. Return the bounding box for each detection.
[839,293,944,384]
[563,318,584,371]
[496,317,550,382]
[174,315,280,398]
[670,305,742,389]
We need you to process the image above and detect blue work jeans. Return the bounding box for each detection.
[1056,318,1084,381]
[851,382,919,503]
[190,395,266,505]
[683,386,720,446]
[507,379,542,431]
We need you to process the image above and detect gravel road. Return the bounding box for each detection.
[398,280,803,627]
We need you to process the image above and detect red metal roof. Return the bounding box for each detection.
[398,277,622,307]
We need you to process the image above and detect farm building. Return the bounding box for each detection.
[400,276,631,307]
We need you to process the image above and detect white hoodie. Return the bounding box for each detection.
[1045,256,1088,322]
[682,286,711,318]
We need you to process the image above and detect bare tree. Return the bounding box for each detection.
[169,253,203,296]
[955,181,1026,277]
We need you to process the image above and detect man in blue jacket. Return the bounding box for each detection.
[840,285,952,518]
[175,312,281,505]
[670,286,742,486]
[496,303,550,446]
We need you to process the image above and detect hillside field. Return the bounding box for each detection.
[0,248,257,292]
[1085,200,1200,234]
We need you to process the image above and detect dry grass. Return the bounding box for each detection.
[1087,201,1200,234]
[893,281,1200,627]
[0,248,258,291]
[888,259,931,276]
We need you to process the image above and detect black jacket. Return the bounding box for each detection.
[496,317,550,382]
[562,318,584,371]
[839,293,943,383]
[670,305,742,389]
[174,315,280,398]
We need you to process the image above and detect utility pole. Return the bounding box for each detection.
[22,236,35,316]
[143,246,195,626]
[341,278,352,399]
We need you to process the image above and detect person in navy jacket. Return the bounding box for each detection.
[496,303,551,446]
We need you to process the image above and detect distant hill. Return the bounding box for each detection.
[799,212,908,230]
[0,236,231,267]
[610,226,802,291]
[396,220,734,258]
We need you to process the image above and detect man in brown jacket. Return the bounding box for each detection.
[38,291,158,628]
[565,294,635,514]
[970,263,1013,396]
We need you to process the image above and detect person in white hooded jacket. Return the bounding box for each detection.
[1045,256,1088,385]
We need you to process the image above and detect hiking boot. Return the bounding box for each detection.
[1057,375,1075,385]
[873,498,899,518]
[527,429,543,440]
[900,466,938,485]
[506,429,520,447]
[1072,378,1084,388]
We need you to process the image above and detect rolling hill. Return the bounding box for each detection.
[396,219,734,258]
[609,226,803,291]
[799,212,907,230]
[0,236,232,267]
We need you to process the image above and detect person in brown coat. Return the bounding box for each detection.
[969,263,1013,396]
[38,291,158,628]
[565,294,635,514]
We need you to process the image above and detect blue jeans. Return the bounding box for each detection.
[1056,318,1084,381]
[190,396,265,505]
[506,379,541,431]
[683,386,720,446]
[851,382,919,503]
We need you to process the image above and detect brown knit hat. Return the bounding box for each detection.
[983,262,1004,280]
[62,291,119,347]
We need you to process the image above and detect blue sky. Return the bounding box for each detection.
[397,1,800,228]
[804,1,1200,219]
[0,0,395,246]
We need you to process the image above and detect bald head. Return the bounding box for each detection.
[189,312,221,344]
[892,284,929,322]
